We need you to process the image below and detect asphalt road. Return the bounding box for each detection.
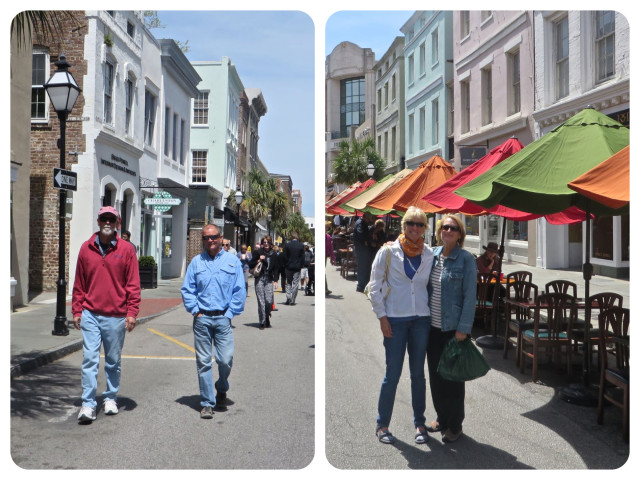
[324,265,630,470]
[10,287,315,470]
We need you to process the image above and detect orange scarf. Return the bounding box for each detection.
[398,233,424,257]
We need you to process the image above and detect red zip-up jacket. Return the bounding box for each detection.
[72,232,141,318]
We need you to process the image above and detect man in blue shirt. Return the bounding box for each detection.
[181,224,246,419]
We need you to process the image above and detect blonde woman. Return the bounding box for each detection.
[369,206,434,445]
[426,215,477,443]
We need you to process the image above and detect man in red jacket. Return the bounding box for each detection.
[72,206,140,424]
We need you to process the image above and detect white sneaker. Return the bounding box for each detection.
[103,399,119,415]
[78,406,96,423]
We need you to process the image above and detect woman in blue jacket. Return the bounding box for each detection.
[426,214,477,443]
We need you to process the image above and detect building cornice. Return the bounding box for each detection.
[533,78,630,129]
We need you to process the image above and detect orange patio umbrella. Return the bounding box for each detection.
[365,156,457,214]
[567,145,629,209]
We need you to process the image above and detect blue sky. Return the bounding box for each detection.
[154,11,315,217]
[325,11,413,58]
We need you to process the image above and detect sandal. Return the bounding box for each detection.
[425,420,443,433]
[375,426,396,444]
[415,425,429,444]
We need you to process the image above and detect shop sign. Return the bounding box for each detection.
[144,191,181,213]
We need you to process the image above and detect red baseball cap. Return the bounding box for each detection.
[98,206,120,218]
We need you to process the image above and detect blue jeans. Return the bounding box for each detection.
[377,315,431,428]
[193,314,234,407]
[80,310,126,409]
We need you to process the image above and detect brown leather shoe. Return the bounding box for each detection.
[442,428,462,443]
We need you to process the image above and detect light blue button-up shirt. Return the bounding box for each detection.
[181,249,246,320]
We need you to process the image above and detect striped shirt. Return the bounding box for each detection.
[430,255,443,328]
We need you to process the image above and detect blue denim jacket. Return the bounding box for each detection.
[428,245,477,334]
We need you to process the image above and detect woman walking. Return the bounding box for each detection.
[426,215,477,443]
[369,206,434,444]
[248,236,279,330]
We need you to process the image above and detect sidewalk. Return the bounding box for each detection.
[10,278,185,378]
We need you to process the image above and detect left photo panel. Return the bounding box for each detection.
[9,10,315,469]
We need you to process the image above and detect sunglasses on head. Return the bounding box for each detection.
[202,234,222,241]
[99,215,117,223]
[405,221,425,228]
[441,224,460,232]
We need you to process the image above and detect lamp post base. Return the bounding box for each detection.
[52,315,70,336]
[475,334,504,350]
[559,383,598,406]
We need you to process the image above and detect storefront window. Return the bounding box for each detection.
[487,215,500,242]
[464,215,479,236]
[592,215,613,260]
[162,217,172,259]
[621,215,629,261]
[506,220,528,241]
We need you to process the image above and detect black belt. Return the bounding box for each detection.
[199,308,228,317]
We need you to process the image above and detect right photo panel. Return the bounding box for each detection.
[324,10,630,469]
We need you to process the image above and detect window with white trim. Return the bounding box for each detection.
[144,89,157,146]
[432,30,439,65]
[554,16,569,100]
[460,11,470,38]
[193,91,209,125]
[191,150,207,183]
[103,60,114,125]
[419,106,425,150]
[172,113,178,160]
[508,50,521,115]
[432,98,439,145]
[408,113,415,154]
[164,106,170,156]
[595,11,615,83]
[481,66,492,125]
[391,74,396,101]
[461,80,470,133]
[125,75,134,135]
[31,49,49,121]
[419,42,425,75]
[408,53,415,84]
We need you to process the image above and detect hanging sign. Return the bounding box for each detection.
[144,191,181,213]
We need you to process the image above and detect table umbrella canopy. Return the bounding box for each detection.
[341,169,412,213]
[365,156,456,215]
[326,178,376,215]
[424,137,586,225]
[455,107,629,216]
[325,182,361,210]
[568,145,629,210]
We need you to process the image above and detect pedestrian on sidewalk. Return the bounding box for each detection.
[325,221,336,296]
[222,238,237,255]
[369,206,434,445]
[300,242,313,292]
[72,206,140,424]
[283,232,305,305]
[353,211,375,293]
[248,235,280,329]
[237,244,252,296]
[181,224,246,419]
[426,215,477,443]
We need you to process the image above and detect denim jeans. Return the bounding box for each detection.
[377,315,431,428]
[193,314,234,407]
[80,310,126,409]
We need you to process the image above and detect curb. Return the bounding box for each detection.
[10,304,182,379]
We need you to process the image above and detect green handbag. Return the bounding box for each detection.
[437,337,490,382]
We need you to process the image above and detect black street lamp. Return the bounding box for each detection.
[366,162,375,178]
[234,188,243,251]
[44,54,81,336]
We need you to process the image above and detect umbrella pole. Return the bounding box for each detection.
[476,216,507,350]
[560,200,597,406]
[431,215,436,246]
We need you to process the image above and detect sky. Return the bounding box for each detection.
[154,11,315,217]
[325,10,414,58]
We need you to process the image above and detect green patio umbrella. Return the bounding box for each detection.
[456,106,629,404]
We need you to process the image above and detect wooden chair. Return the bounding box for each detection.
[340,247,357,278]
[506,271,532,284]
[476,272,498,331]
[520,292,576,382]
[545,280,577,298]
[596,307,629,442]
[572,292,623,367]
[332,236,349,266]
[503,280,539,366]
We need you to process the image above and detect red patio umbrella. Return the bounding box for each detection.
[423,137,586,224]
[326,178,376,215]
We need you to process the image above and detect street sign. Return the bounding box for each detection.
[53,168,77,191]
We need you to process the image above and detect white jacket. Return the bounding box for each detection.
[369,240,433,319]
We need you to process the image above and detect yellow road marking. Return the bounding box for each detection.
[147,327,196,354]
